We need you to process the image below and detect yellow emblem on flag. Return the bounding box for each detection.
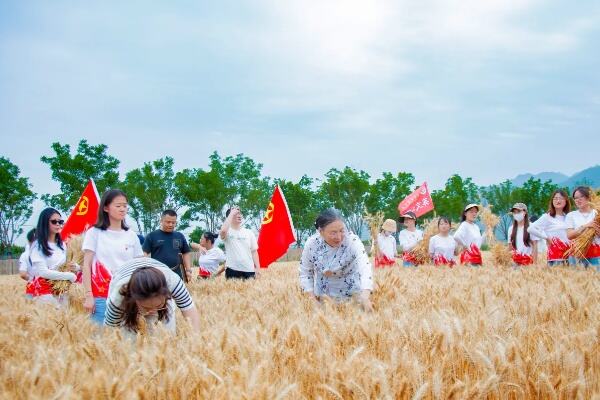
[262,202,275,225]
[76,196,89,216]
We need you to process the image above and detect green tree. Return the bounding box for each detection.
[122,157,179,234]
[480,180,518,239]
[365,172,415,219]
[239,176,272,231]
[431,174,480,221]
[40,140,120,212]
[276,175,319,245]
[512,178,559,218]
[0,157,37,252]
[189,226,204,244]
[319,167,371,236]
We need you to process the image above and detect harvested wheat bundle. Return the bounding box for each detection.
[480,205,500,245]
[408,217,439,265]
[565,191,600,259]
[50,234,84,295]
[491,242,512,266]
[364,210,384,258]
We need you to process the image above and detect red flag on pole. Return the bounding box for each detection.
[257,185,296,268]
[398,182,434,218]
[60,179,100,241]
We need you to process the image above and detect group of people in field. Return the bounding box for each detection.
[373,186,600,270]
[16,185,600,333]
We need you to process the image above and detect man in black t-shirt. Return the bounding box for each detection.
[143,210,192,281]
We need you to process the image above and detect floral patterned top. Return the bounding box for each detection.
[299,232,373,299]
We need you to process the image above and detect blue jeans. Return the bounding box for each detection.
[569,257,600,271]
[402,261,414,267]
[548,260,567,267]
[90,297,107,325]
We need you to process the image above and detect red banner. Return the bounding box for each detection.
[60,179,100,241]
[397,182,434,218]
[257,185,296,268]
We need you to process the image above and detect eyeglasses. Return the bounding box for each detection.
[137,301,168,316]
[573,196,586,200]
[49,219,65,225]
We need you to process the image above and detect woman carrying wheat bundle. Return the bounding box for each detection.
[398,211,423,267]
[566,186,600,269]
[28,208,78,307]
[507,203,539,266]
[374,219,398,268]
[454,204,483,266]
[527,189,571,266]
[299,208,373,311]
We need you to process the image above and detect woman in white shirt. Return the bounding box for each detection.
[528,190,571,266]
[566,186,600,268]
[507,203,538,266]
[299,208,373,311]
[82,189,143,324]
[398,212,423,267]
[429,217,456,266]
[374,219,398,268]
[192,232,226,278]
[454,204,483,266]
[29,208,77,307]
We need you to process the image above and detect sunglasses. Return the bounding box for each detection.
[49,219,65,225]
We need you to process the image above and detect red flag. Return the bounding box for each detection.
[60,179,100,240]
[257,185,296,268]
[397,182,434,218]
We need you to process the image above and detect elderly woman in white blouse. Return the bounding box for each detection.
[299,208,373,311]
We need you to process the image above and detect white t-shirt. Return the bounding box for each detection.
[18,244,33,280]
[82,227,144,275]
[454,221,482,249]
[198,247,226,274]
[223,227,258,272]
[528,213,569,243]
[507,224,539,255]
[398,229,423,252]
[566,210,600,245]
[377,233,397,259]
[428,234,456,261]
[29,241,75,281]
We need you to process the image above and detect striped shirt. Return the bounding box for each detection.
[104,258,195,327]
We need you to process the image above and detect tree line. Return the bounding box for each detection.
[1,140,575,253]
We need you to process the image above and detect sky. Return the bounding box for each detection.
[1,1,600,239]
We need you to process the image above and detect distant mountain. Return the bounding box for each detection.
[511,172,568,187]
[509,165,600,189]
[561,165,600,189]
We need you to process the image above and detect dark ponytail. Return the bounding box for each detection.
[202,232,219,244]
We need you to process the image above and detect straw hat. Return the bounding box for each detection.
[463,203,481,212]
[382,219,397,232]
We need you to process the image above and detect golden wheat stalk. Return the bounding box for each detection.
[408,217,439,265]
[364,210,384,259]
[50,234,84,295]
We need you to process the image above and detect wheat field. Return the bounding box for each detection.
[1,260,599,399]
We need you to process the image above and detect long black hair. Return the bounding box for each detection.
[510,210,532,249]
[95,189,129,231]
[36,207,64,257]
[118,267,172,333]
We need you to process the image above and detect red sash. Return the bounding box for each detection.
[91,261,112,299]
[433,254,455,267]
[512,252,534,265]
[402,251,418,265]
[586,243,600,259]
[460,244,482,265]
[375,254,396,268]
[198,267,212,278]
[25,281,35,295]
[31,277,53,296]
[547,238,570,261]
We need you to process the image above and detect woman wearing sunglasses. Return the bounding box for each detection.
[104,258,200,334]
[28,208,77,306]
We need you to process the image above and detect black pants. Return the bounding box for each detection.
[225,268,255,280]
